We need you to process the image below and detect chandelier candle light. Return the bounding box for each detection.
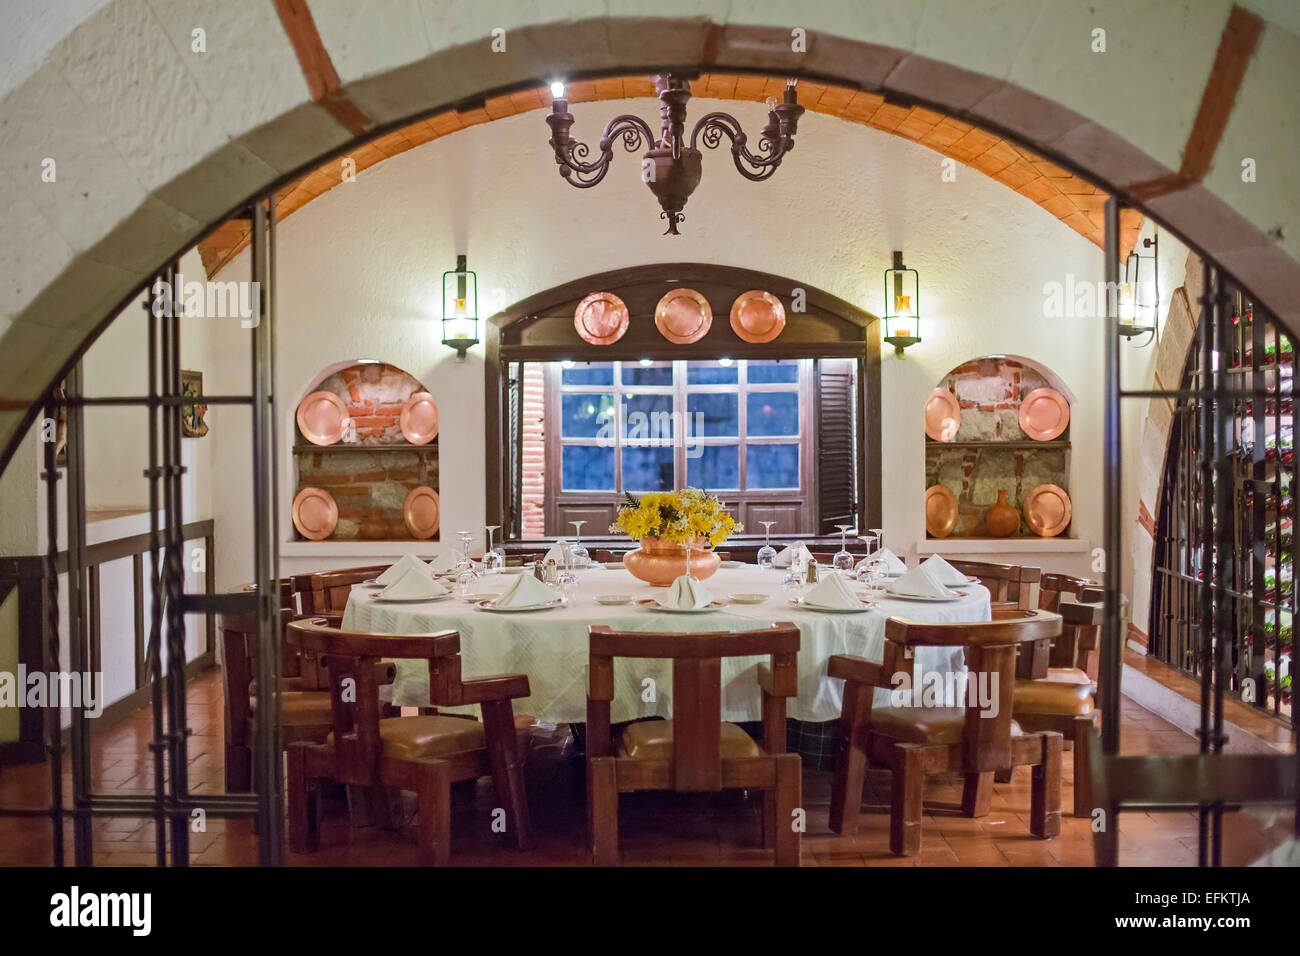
[546,75,805,235]
[612,488,741,586]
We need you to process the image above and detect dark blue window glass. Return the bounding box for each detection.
[687,393,738,437]
[747,392,799,436]
[561,393,616,438]
[561,363,613,386]
[562,446,614,490]
[623,394,674,440]
[747,360,798,384]
[623,446,674,491]
[746,444,799,489]
[686,361,739,385]
[621,363,673,386]
[687,444,739,490]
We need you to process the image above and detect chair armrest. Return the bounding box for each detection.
[1060,599,1104,626]
[757,657,798,698]
[828,654,888,688]
[461,673,531,703]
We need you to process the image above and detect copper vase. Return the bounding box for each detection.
[622,536,721,587]
[983,490,1020,537]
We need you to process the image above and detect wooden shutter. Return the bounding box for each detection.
[505,362,522,538]
[816,358,857,533]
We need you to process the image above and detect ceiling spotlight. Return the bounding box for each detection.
[717,357,734,367]
[638,358,654,367]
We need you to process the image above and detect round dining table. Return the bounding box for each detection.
[341,563,992,726]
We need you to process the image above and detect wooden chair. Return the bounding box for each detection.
[285,618,533,864]
[308,565,390,613]
[1008,595,1102,815]
[586,623,803,866]
[827,608,1064,855]
[948,559,1040,610]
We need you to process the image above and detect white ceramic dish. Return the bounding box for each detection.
[882,588,968,603]
[729,593,768,604]
[475,597,566,613]
[603,562,625,570]
[719,560,745,568]
[635,598,726,613]
[790,597,873,613]
[371,593,453,604]
[595,594,631,606]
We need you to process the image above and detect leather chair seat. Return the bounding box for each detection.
[328,714,534,761]
[1013,678,1095,716]
[616,719,761,760]
[867,707,1023,745]
[1042,667,1096,691]
[249,690,332,727]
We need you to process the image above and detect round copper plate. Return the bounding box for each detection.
[1024,483,1073,537]
[574,292,630,346]
[1019,387,1070,441]
[399,392,439,445]
[925,485,959,538]
[403,486,441,540]
[292,487,338,540]
[925,387,961,442]
[654,288,713,344]
[296,390,349,446]
[729,290,786,343]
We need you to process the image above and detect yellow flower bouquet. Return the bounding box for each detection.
[611,488,741,548]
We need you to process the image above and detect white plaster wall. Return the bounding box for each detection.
[208,99,1106,587]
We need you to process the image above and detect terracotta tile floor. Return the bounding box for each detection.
[0,670,1292,866]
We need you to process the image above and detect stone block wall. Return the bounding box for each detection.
[294,362,439,540]
[925,357,1071,538]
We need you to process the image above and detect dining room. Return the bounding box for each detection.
[1,1,1298,900]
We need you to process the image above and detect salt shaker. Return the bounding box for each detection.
[806,558,819,584]
[543,558,559,585]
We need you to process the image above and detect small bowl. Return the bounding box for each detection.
[595,594,631,606]
[729,593,768,605]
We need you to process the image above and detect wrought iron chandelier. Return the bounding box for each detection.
[545,74,805,234]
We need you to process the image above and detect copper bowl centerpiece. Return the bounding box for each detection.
[611,488,740,587]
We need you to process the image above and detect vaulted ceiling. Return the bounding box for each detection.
[198,73,1143,277]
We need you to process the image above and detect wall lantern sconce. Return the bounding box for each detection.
[882,251,920,356]
[442,254,479,359]
[1118,231,1159,343]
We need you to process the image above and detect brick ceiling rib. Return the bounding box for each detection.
[197,74,1143,277]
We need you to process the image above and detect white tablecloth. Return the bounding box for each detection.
[341,565,991,724]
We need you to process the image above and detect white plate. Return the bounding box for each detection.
[359,580,384,588]
[719,560,745,568]
[371,593,454,604]
[790,597,873,613]
[603,562,625,570]
[882,588,968,603]
[595,595,631,606]
[729,593,768,604]
[635,598,726,614]
[475,597,566,613]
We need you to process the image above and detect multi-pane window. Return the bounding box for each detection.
[553,359,807,494]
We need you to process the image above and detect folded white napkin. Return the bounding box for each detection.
[659,574,712,609]
[378,567,449,600]
[427,552,457,575]
[921,553,969,586]
[376,553,432,586]
[802,572,862,609]
[495,572,557,608]
[773,542,811,568]
[856,547,907,575]
[888,565,953,598]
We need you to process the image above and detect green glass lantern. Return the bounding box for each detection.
[442,254,479,357]
[883,250,920,356]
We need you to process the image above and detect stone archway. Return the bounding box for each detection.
[1,1,1297,472]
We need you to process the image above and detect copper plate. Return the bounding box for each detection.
[292,487,338,540]
[1019,387,1070,441]
[1024,483,1072,537]
[925,485,959,538]
[574,292,630,346]
[400,391,439,445]
[654,288,712,344]
[729,290,786,343]
[296,390,349,446]
[925,387,961,442]
[403,486,441,540]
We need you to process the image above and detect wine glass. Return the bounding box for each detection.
[856,534,879,585]
[453,530,475,575]
[757,521,777,569]
[570,520,589,568]
[482,525,503,574]
[833,524,856,573]
[557,568,578,602]
[870,528,885,555]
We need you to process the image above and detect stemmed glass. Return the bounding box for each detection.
[482,525,503,574]
[757,521,777,569]
[856,534,879,587]
[833,524,856,573]
[569,520,589,568]
[453,530,475,575]
[870,528,885,555]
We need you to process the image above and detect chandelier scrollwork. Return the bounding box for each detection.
[545,74,804,234]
